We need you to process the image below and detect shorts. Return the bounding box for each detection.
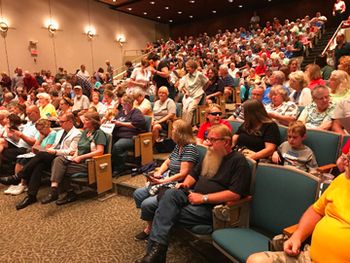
[261,245,311,263]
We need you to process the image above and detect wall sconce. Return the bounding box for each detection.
[0,21,8,33]
[85,26,96,39]
[116,34,126,47]
[44,19,59,35]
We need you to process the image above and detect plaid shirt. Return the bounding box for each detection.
[76,74,93,97]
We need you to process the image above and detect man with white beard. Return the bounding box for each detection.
[135,124,251,263]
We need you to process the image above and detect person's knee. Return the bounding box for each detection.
[246,252,270,263]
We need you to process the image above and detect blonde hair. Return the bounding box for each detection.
[270,85,289,101]
[172,119,196,146]
[330,70,350,96]
[338,56,350,75]
[35,118,51,129]
[205,103,222,114]
[288,120,306,136]
[158,86,169,95]
[289,70,308,88]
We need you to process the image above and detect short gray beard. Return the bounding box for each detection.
[200,147,227,178]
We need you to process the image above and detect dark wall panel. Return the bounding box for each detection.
[170,0,336,38]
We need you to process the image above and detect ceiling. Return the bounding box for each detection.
[97,0,289,25]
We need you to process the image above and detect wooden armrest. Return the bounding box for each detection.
[317,164,337,173]
[283,224,298,237]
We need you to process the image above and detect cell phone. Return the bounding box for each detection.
[143,171,155,179]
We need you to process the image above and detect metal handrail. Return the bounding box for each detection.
[112,47,161,80]
[321,20,345,56]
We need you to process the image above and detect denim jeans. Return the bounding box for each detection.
[112,138,134,171]
[133,185,159,221]
[149,188,213,246]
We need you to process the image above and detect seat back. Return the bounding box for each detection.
[278,125,288,145]
[176,102,183,118]
[303,129,341,166]
[250,163,320,237]
[229,120,243,134]
[196,144,207,164]
[144,115,152,132]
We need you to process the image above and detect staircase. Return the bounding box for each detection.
[301,27,337,70]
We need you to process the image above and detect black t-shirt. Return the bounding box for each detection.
[205,78,224,96]
[335,42,350,66]
[153,60,171,88]
[191,151,251,197]
[112,108,146,139]
[236,122,280,152]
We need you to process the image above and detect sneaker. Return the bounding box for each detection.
[134,231,150,241]
[4,185,16,194]
[8,184,27,195]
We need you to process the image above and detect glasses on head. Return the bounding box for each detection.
[209,112,222,116]
[206,137,225,143]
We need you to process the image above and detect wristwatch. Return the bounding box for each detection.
[203,195,209,203]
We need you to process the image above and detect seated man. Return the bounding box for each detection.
[247,145,350,263]
[135,124,251,263]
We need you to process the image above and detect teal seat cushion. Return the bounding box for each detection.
[212,228,269,263]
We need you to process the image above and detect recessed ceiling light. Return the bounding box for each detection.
[150,1,155,4]
[143,12,147,15]
[157,16,161,19]
[228,0,233,2]
[212,10,217,13]
[178,11,182,14]
[113,0,116,2]
[169,19,173,23]
[238,5,243,8]
[189,0,195,3]
[268,0,272,1]
[189,15,193,18]
[127,7,132,11]
[165,6,169,9]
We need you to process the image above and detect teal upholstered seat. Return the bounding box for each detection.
[303,129,341,166]
[212,163,320,262]
[229,120,243,134]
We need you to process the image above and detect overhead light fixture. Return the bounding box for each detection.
[157,16,161,19]
[189,0,195,3]
[165,6,169,10]
[238,5,243,8]
[228,0,233,2]
[150,1,155,4]
[45,19,59,35]
[212,10,217,13]
[178,11,182,14]
[169,20,173,23]
[189,15,193,18]
[143,12,147,15]
[127,7,132,11]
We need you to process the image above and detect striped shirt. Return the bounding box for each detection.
[168,144,199,175]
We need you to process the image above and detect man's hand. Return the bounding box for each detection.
[271,151,281,164]
[188,192,204,205]
[72,156,83,163]
[46,148,56,155]
[283,236,302,256]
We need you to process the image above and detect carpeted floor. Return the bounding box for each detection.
[0,183,227,263]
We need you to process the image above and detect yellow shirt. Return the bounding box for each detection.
[39,103,58,119]
[311,173,350,263]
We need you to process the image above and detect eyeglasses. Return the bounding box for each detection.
[209,112,222,116]
[206,137,225,143]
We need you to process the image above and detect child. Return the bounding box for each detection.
[272,121,318,173]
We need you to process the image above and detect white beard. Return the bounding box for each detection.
[200,147,227,178]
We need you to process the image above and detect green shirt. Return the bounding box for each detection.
[77,129,108,156]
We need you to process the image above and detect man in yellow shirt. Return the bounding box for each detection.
[247,149,350,262]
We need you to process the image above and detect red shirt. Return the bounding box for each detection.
[197,119,232,140]
[308,78,326,90]
[342,138,350,154]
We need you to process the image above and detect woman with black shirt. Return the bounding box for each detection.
[232,99,280,161]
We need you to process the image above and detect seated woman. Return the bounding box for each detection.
[305,64,326,90]
[288,71,312,106]
[133,119,199,240]
[298,85,336,130]
[40,112,107,205]
[3,118,57,196]
[133,88,153,117]
[232,99,280,161]
[90,91,107,116]
[328,70,350,104]
[37,92,58,119]
[197,103,232,145]
[57,96,73,116]
[111,94,147,176]
[265,85,299,126]
[152,86,176,142]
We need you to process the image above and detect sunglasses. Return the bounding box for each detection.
[209,112,222,116]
